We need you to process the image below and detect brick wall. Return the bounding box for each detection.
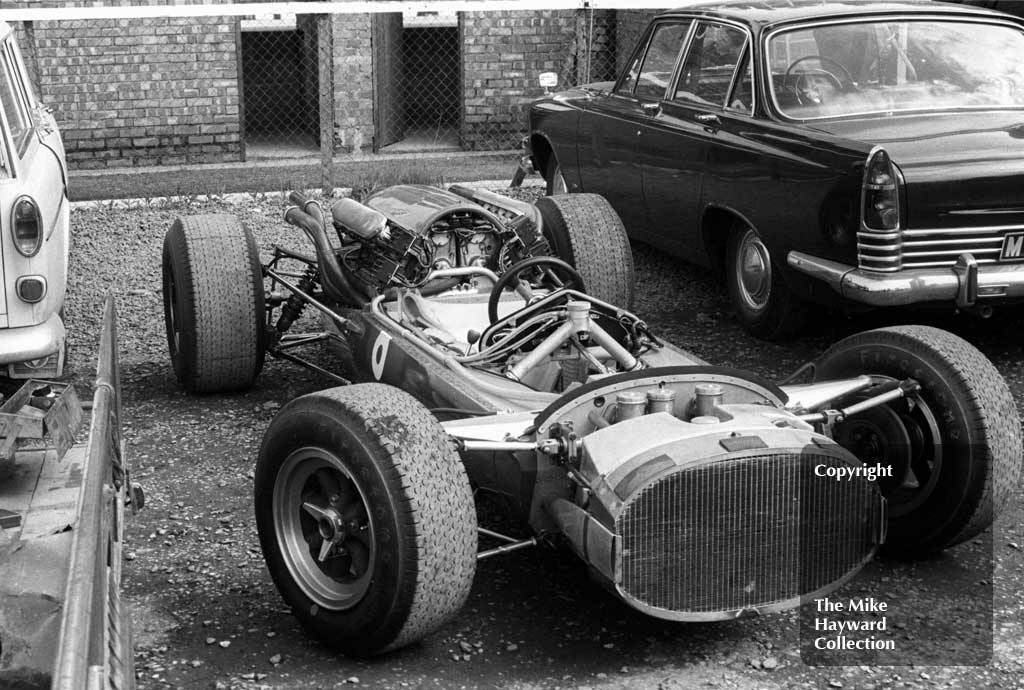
[461,9,581,151]
[318,9,609,155]
[7,4,660,166]
[330,9,374,153]
[14,1,242,169]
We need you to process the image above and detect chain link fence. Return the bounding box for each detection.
[8,2,661,186]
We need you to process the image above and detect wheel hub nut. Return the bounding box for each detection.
[316,509,347,541]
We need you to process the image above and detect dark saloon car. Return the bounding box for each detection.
[951,0,1024,20]
[523,0,1024,338]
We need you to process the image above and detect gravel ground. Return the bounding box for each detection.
[62,190,1024,690]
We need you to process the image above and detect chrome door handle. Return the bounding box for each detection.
[640,102,661,114]
[694,113,720,125]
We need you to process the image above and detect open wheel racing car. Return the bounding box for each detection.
[161,185,1022,657]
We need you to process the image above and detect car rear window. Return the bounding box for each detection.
[768,19,1024,120]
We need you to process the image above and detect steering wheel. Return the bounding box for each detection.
[784,55,854,105]
[487,256,584,323]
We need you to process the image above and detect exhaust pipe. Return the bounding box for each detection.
[284,192,368,307]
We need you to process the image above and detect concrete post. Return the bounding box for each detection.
[318,13,335,194]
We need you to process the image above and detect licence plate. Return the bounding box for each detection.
[1000,232,1024,261]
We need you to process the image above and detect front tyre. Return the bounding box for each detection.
[255,384,477,656]
[725,224,807,340]
[162,215,266,393]
[814,325,1023,553]
[535,193,635,309]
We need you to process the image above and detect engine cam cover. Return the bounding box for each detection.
[556,410,885,621]
[363,185,488,236]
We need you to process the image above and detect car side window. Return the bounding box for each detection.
[618,21,693,99]
[0,42,32,159]
[7,40,37,107]
[674,22,749,108]
[725,48,754,115]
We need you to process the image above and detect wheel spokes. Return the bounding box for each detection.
[301,500,330,521]
[317,537,335,563]
[274,449,380,611]
[906,435,935,491]
[341,500,367,525]
[313,468,344,500]
[346,538,371,578]
[165,272,181,353]
[836,391,944,518]
[346,524,373,550]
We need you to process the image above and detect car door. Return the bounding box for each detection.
[576,20,692,238]
[641,20,750,257]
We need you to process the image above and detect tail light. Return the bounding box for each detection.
[16,276,46,303]
[861,148,901,231]
[11,195,42,257]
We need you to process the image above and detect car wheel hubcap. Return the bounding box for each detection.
[274,448,376,611]
[736,230,771,312]
[164,267,180,355]
[551,166,567,195]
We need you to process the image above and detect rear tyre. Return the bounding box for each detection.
[814,325,1022,553]
[725,224,807,339]
[534,194,635,309]
[162,214,265,393]
[255,384,477,656]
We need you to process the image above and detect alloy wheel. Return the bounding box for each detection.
[273,447,377,611]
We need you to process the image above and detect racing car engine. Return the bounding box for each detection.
[425,212,503,272]
[330,185,544,294]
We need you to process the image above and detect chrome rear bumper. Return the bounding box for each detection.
[788,251,1024,308]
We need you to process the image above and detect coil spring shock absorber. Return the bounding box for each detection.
[276,265,319,332]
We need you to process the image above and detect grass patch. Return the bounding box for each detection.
[349,160,445,200]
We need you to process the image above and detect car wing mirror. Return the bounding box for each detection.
[539,71,558,93]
